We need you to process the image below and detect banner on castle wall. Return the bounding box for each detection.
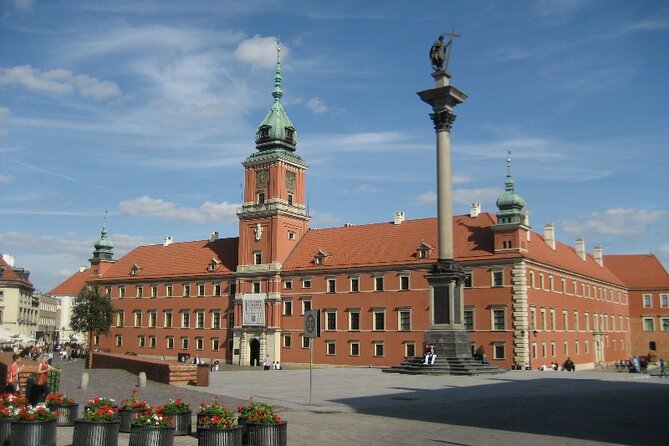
[242,294,265,326]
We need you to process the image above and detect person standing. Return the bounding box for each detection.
[5,354,22,393]
[263,354,271,370]
[659,358,667,378]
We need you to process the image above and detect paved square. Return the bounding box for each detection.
[52,359,669,445]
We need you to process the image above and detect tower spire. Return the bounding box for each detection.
[272,39,283,102]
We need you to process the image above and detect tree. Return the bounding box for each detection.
[70,285,115,369]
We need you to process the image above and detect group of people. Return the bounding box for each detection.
[263,355,282,370]
[616,356,649,373]
[5,353,59,406]
[422,345,437,365]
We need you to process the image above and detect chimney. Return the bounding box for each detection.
[593,245,603,267]
[469,203,481,218]
[575,238,586,261]
[209,231,219,242]
[544,223,556,250]
[524,211,531,241]
[163,236,173,247]
[393,211,405,225]
[79,266,87,273]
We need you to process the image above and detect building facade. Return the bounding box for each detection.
[49,49,667,370]
[0,254,37,340]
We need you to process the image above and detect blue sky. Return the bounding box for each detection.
[1,0,668,292]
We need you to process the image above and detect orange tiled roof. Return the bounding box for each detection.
[98,237,238,281]
[0,255,34,288]
[49,268,90,295]
[282,213,626,285]
[604,254,669,289]
[525,234,626,286]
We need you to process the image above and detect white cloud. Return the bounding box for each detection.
[309,211,341,228]
[563,208,668,236]
[234,35,283,70]
[11,0,35,13]
[0,231,142,257]
[0,66,121,100]
[306,97,328,114]
[0,175,14,184]
[453,175,473,184]
[118,196,239,224]
[415,187,503,206]
[414,191,436,204]
[625,14,669,32]
[347,185,379,194]
[454,187,504,205]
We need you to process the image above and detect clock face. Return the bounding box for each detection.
[285,171,296,191]
[256,170,269,189]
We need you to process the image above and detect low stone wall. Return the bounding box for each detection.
[92,352,197,384]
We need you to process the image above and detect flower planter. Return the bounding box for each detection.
[0,418,11,446]
[197,425,242,446]
[47,403,79,426]
[161,410,192,436]
[9,419,57,446]
[245,422,287,446]
[119,408,147,433]
[129,424,175,446]
[72,419,120,446]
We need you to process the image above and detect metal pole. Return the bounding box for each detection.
[309,340,313,405]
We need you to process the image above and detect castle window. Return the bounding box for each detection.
[260,126,270,138]
[492,270,504,287]
[288,231,296,240]
[285,127,294,142]
[287,193,293,205]
[252,282,261,293]
[400,275,410,291]
[254,251,262,265]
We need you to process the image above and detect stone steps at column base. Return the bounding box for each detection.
[382,356,506,376]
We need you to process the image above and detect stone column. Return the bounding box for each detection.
[418,71,472,358]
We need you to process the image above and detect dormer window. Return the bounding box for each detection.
[285,127,294,142]
[314,249,328,266]
[130,264,141,276]
[259,126,270,138]
[208,258,220,272]
[416,241,433,259]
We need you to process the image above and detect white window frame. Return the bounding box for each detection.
[326,340,336,356]
[349,341,360,357]
[643,317,655,332]
[493,342,505,360]
[491,306,506,331]
[349,310,360,331]
[139,335,146,348]
[373,309,386,331]
[643,294,652,308]
[350,276,360,292]
[661,294,669,308]
[374,342,385,357]
[325,310,337,331]
[398,309,411,331]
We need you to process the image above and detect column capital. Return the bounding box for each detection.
[429,110,457,132]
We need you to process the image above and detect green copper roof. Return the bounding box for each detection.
[92,225,114,261]
[255,42,298,152]
[496,155,526,224]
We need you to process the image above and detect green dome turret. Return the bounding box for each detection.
[254,41,298,152]
[496,154,526,225]
[92,225,114,261]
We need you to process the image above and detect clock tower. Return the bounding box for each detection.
[234,42,309,366]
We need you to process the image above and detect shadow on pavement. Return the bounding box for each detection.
[332,376,669,446]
